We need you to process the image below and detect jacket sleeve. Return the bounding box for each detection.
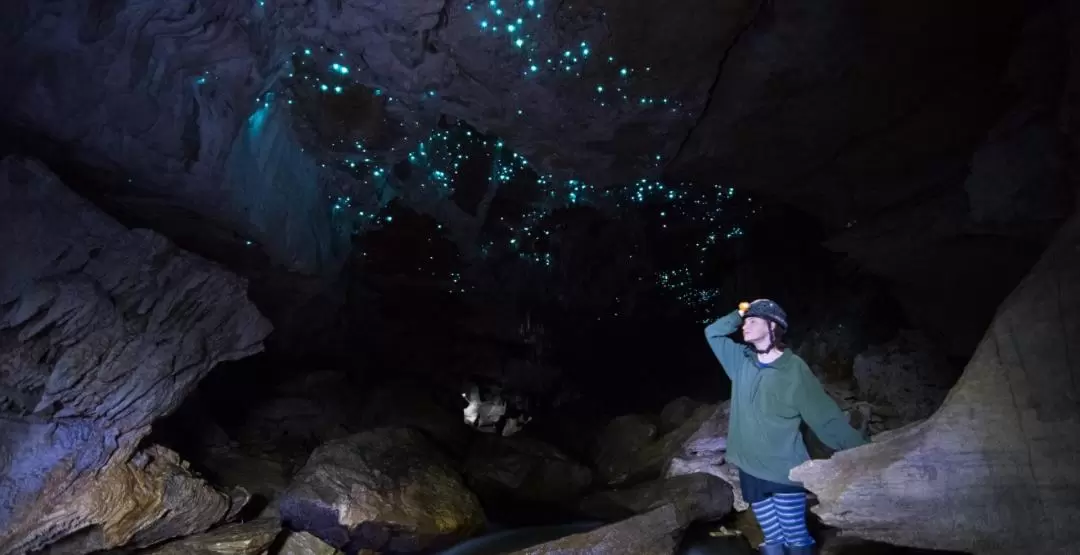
[704,310,747,382]
[791,362,868,451]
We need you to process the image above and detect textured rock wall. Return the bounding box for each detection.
[791,181,1080,554]
[0,156,272,553]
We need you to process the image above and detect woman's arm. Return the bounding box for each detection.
[791,362,867,450]
[705,310,748,381]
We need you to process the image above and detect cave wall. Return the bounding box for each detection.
[820,1,1074,355]
[0,156,271,553]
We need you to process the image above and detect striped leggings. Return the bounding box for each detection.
[750,492,814,547]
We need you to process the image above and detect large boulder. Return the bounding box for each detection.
[791,209,1080,554]
[279,427,485,553]
[199,443,297,519]
[594,402,717,486]
[578,473,734,524]
[0,156,271,554]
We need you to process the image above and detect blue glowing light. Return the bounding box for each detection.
[279,45,740,306]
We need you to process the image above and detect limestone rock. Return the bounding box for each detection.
[595,404,716,486]
[509,504,686,555]
[274,531,343,555]
[663,402,747,510]
[137,519,282,555]
[0,444,245,554]
[791,210,1080,554]
[677,403,730,454]
[579,473,734,524]
[359,382,473,456]
[852,330,955,425]
[437,523,603,555]
[279,427,485,553]
[199,445,296,513]
[235,396,355,452]
[0,156,271,554]
[464,435,593,505]
[659,396,705,434]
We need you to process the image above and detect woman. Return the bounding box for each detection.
[704,299,867,555]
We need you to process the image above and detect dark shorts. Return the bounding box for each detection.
[739,468,806,505]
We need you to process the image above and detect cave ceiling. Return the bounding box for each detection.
[1,0,1068,357]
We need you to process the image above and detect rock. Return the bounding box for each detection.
[437,523,603,555]
[659,397,706,434]
[0,444,245,554]
[663,403,748,511]
[226,370,366,457]
[670,462,748,514]
[851,330,956,425]
[0,156,271,554]
[676,525,756,555]
[676,403,730,455]
[592,413,657,471]
[509,504,687,555]
[274,531,344,555]
[279,427,485,553]
[726,509,765,550]
[579,473,734,524]
[235,396,355,452]
[464,435,593,505]
[198,445,296,515]
[595,404,716,486]
[794,327,863,385]
[137,519,282,555]
[790,209,1080,554]
[359,382,473,456]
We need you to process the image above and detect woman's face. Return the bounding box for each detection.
[742,316,771,343]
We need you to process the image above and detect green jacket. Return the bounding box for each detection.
[705,310,866,485]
